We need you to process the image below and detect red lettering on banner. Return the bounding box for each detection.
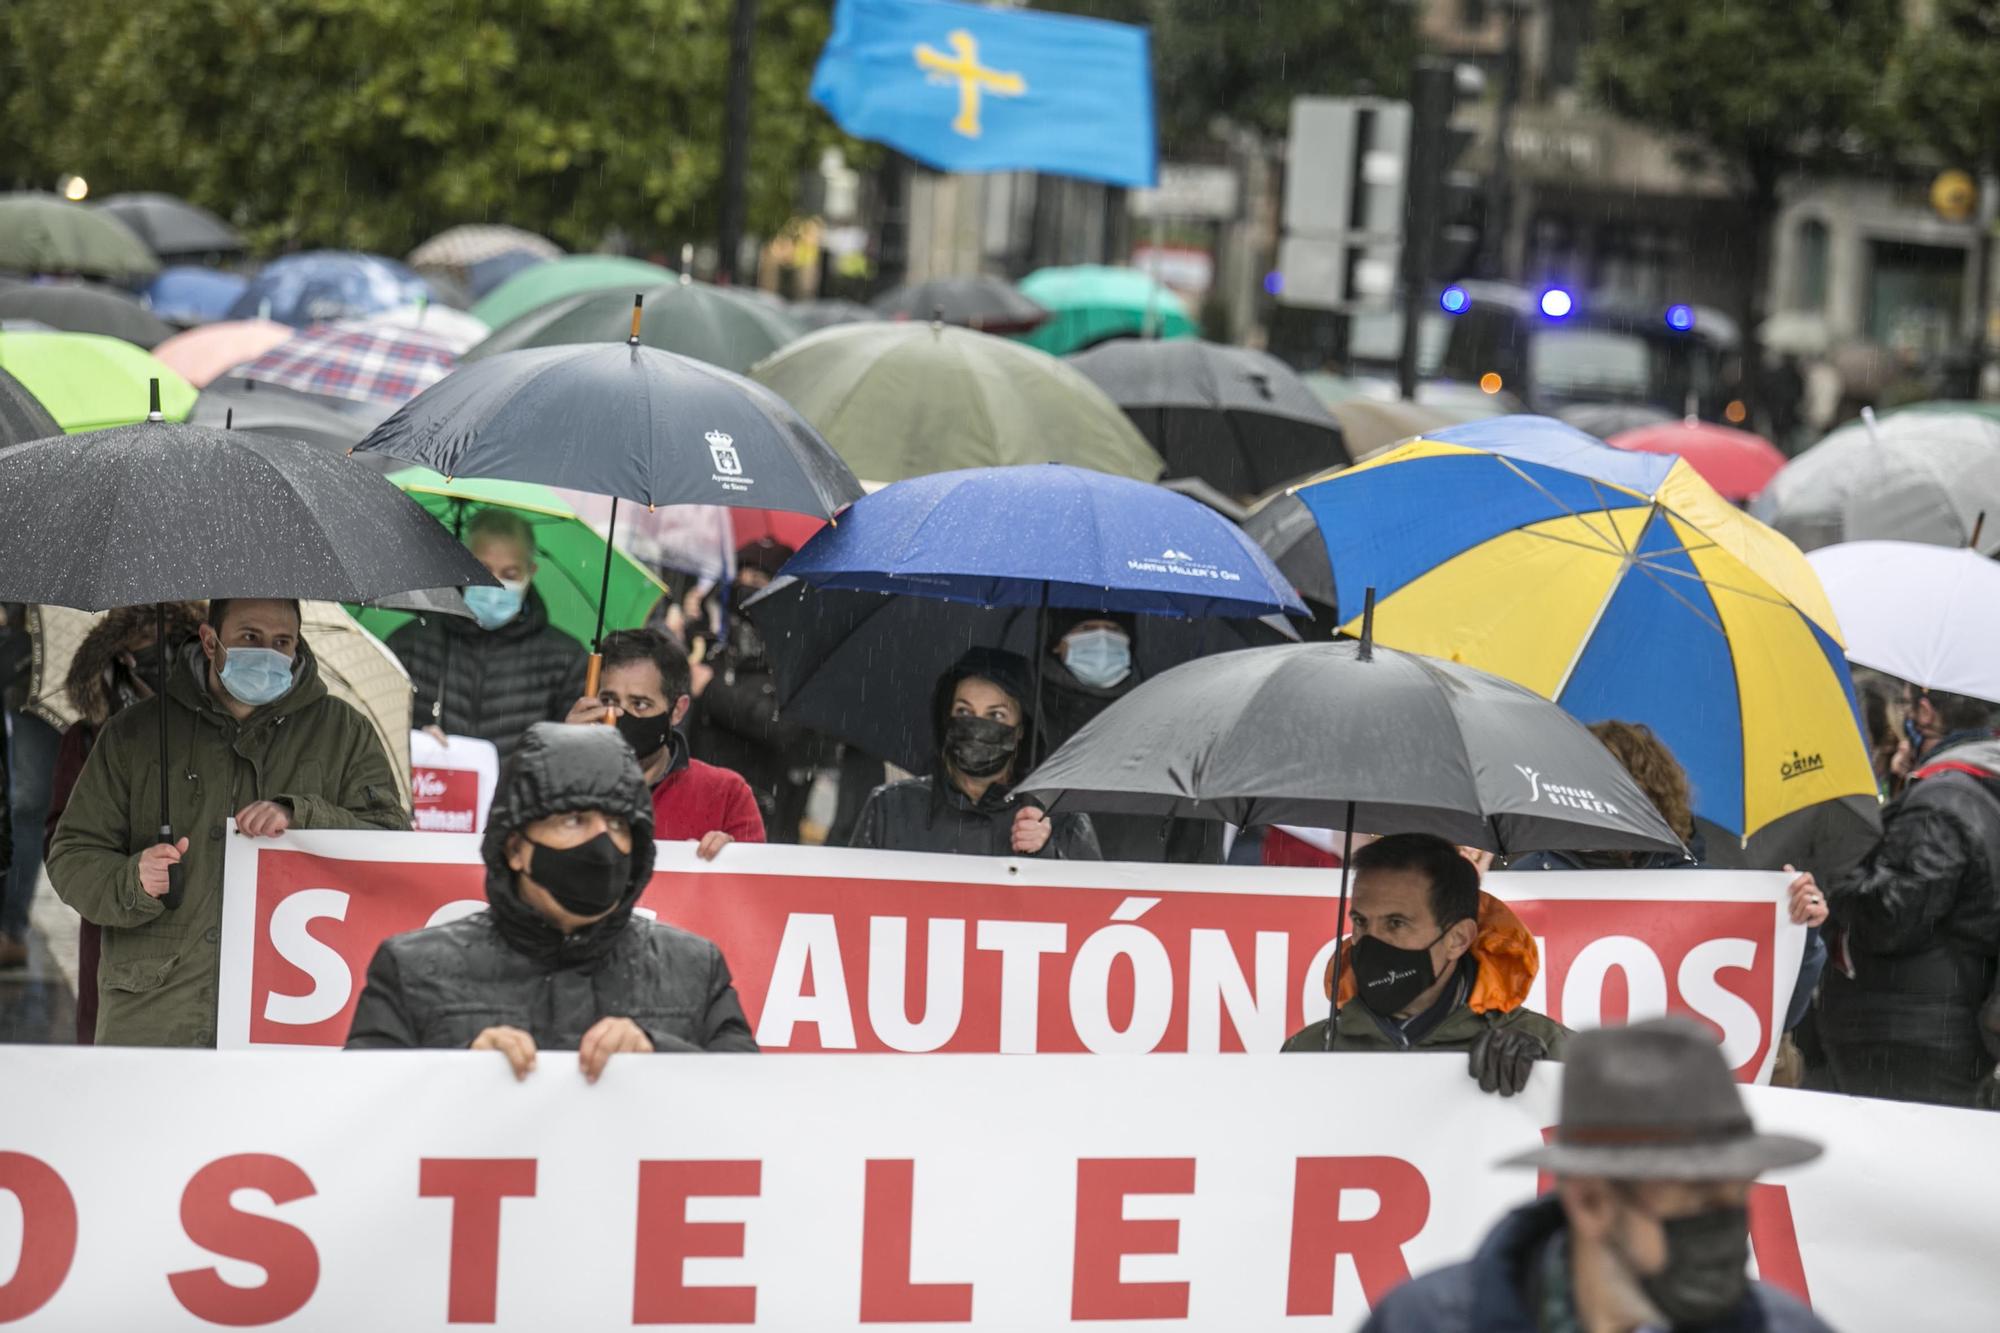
[860,1160,974,1322]
[419,1158,538,1324]
[0,1153,77,1321]
[412,768,482,833]
[1070,1158,1195,1320]
[633,1160,761,1325]
[1749,1183,1811,1305]
[1285,1156,1431,1317]
[167,1154,320,1326]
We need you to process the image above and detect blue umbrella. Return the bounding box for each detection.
[143,266,250,325]
[226,251,432,326]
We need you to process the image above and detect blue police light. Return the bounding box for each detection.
[1665,303,1695,332]
[1539,287,1575,319]
[1263,270,1284,297]
[1440,285,1470,314]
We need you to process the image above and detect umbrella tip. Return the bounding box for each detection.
[1358,586,1376,662]
[629,294,644,346]
[1973,511,1987,550]
[680,243,694,286]
[224,408,233,431]
[931,305,944,333]
[147,377,163,423]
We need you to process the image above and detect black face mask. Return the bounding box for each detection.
[1350,930,1446,1017]
[943,714,1020,778]
[615,708,675,761]
[524,832,631,917]
[1622,1202,1752,1327]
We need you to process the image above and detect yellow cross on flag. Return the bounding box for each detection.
[913,29,1025,138]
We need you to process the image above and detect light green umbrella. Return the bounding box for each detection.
[748,321,1163,481]
[468,254,675,330]
[352,469,668,646]
[465,279,803,373]
[0,332,195,432]
[1015,265,1197,356]
[0,192,159,278]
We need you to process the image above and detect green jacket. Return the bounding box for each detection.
[49,640,406,1046]
[1281,998,1570,1056]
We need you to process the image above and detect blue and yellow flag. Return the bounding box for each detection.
[811,0,1157,188]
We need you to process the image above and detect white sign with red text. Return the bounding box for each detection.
[407,731,498,834]
[1,1050,1995,1331]
[218,834,1805,1080]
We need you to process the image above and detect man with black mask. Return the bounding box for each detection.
[1360,1019,1830,1333]
[346,723,757,1072]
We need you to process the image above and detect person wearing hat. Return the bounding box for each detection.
[346,722,757,1072]
[851,648,1101,859]
[1359,1017,1829,1333]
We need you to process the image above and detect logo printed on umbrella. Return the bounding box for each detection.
[1780,750,1825,781]
[1125,546,1243,583]
[1516,765,1622,815]
[707,429,756,493]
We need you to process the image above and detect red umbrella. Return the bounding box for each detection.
[1607,419,1787,502]
[730,506,825,552]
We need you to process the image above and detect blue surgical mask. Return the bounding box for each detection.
[464,577,528,631]
[1063,627,1132,689]
[217,646,295,707]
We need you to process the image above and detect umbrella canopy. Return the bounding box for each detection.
[1243,492,1336,611]
[1608,419,1787,502]
[469,254,675,330]
[352,468,668,647]
[189,379,396,467]
[1316,395,1463,459]
[1805,540,2000,704]
[0,193,158,278]
[1015,265,1197,355]
[0,366,60,447]
[791,298,875,331]
[227,251,432,327]
[152,319,294,387]
[872,275,1048,333]
[235,321,459,409]
[466,251,548,300]
[465,279,803,373]
[352,302,489,354]
[1754,410,2000,554]
[408,224,561,273]
[143,266,251,327]
[94,193,242,259]
[1886,399,2000,426]
[1556,402,1675,439]
[0,332,195,432]
[1068,338,1348,495]
[748,322,1163,482]
[0,282,173,348]
[1293,434,1874,839]
[354,342,862,519]
[1019,640,1684,854]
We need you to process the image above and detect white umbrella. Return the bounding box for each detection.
[354,302,489,354]
[1805,540,2000,703]
[1755,409,2000,554]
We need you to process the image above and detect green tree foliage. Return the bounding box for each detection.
[0,0,843,255]
[1894,0,2000,176]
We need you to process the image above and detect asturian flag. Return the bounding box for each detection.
[810,0,1157,188]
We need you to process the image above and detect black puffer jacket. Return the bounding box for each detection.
[386,587,587,767]
[851,777,1101,859]
[689,638,824,843]
[345,723,757,1053]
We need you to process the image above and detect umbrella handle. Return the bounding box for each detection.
[583,653,612,724]
[159,827,186,912]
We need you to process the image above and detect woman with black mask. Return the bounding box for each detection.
[849,649,1100,859]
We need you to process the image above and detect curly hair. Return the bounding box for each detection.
[1587,720,1695,842]
[65,602,206,727]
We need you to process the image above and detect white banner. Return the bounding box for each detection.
[1,1050,1994,1330]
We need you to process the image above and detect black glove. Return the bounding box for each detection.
[1468,1025,1549,1097]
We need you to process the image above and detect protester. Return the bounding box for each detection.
[387,507,587,767]
[1360,1018,1828,1333]
[1821,683,2000,1107]
[1282,833,1565,1096]
[565,627,763,857]
[41,603,205,1041]
[851,647,1100,858]
[347,722,757,1068]
[48,598,406,1046]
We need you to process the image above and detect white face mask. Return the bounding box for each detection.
[1063,627,1132,689]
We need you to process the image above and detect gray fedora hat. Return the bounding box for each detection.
[1503,1017,1823,1180]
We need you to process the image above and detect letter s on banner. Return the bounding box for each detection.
[167,1154,320,1325]
[0,1153,77,1321]
[262,889,352,1027]
[1069,920,1173,1053]
[1678,938,1764,1070]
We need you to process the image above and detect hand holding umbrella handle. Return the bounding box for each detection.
[583,654,611,724]
[158,826,187,911]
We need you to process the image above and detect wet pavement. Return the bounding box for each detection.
[0,873,78,1043]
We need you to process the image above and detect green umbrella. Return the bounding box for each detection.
[351,469,668,646]
[465,279,803,373]
[748,321,1163,481]
[1015,265,1197,356]
[468,254,675,330]
[0,332,195,432]
[0,192,160,278]
[1886,400,2000,425]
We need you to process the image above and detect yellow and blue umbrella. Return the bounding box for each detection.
[1293,421,1873,840]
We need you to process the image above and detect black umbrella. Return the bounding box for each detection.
[0,366,58,446]
[192,377,396,467]
[871,276,1048,333]
[1068,339,1350,496]
[93,193,243,259]
[1242,492,1336,612]
[0,282,174,348]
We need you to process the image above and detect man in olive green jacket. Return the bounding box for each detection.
[49,598,406,1046]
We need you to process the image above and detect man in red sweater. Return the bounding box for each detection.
[564,628,764,858]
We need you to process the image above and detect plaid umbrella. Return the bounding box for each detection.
[236,321,458,408]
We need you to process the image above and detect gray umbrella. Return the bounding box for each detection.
[94,193,243,259]
[0,282,174,348]
[192,377,396,467]
[464,278,803,372]
[1242,492,1336,612]
[0,366,59,446]
[872,275,1048,333]
[1753,409,2000,553]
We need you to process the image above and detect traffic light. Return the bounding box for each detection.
[1274,97,1411,310]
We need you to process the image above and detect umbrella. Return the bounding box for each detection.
[557,489,741,582]
[226,251,432,327]
[188,379,396,466]
[466,251,548,300]
[872,275,1048,333]
[94,193,242,259]
[353,302,489,354]
[0,283,173,348]
[1068,338,1349,495]
[235,321,459,409]
[1015,265,1197,355]
[1805,541,2000,704]
[1317,395,1463,459]
[1159,475,1250,523]
[465,278,802,373]
[1304,372,1523,422]
[1555,402,1675,439]
[790,298,875,331]
[1293,432,1874,839]
[1608,419,1787,502]
[408,224,561,273]
[1886,400,2000,426]
[0,192,158,278]
[1243,492,1336,611]
[143,266,251,327]
[469,254,675,330]
[152,319,294,388]
[0,332,195,432]
[1753,409,2000,554]
[748,321,1164,482]
[0,366,59,447]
